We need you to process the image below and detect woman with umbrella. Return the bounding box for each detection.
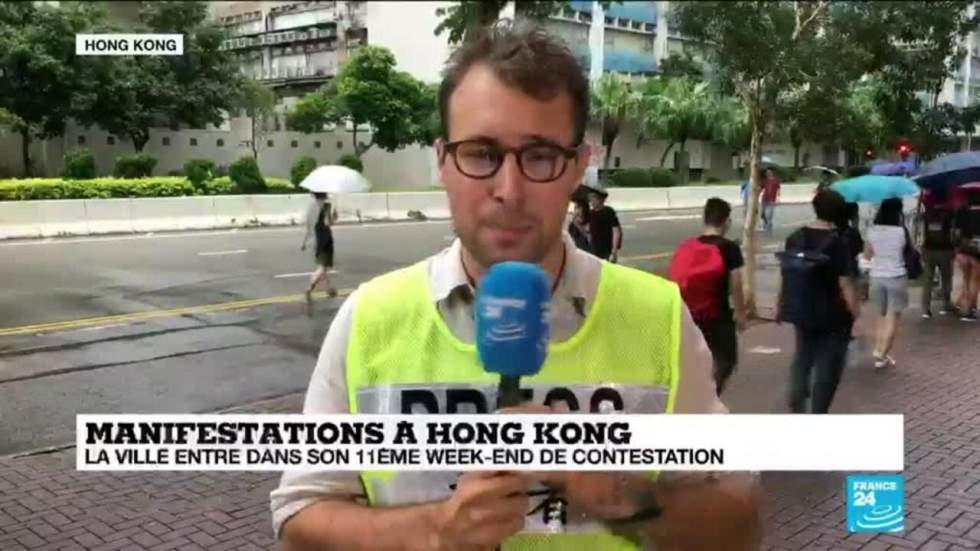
[862,198,912,369]
[301,193,339,304]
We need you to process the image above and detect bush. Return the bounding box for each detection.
[61,149,96,180]
[608,168,650,188]
[200,176,239,195]
[337,154,363,173]
[290,156,317,186]
[184,159,216,187]
[0,178,195,201]
[706,176,721,183]
[113,153,158,178]
[266,177,296,194]
[214,164,230,177]
[649,168,678,188]
[229,156,266,193]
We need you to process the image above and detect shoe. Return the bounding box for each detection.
[872,353,887,369]
[939,307,951,316]
[922,310,932,319]
[961,311,977,322]
[884,355,896,368]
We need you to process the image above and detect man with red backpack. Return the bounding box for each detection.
[669,198,748,395]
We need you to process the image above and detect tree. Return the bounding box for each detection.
[435,1,619,44]
[658,51,705,80]
[674,0,976,314]
[73,1,243,152]
[287,46,436,158]
[235,78,276,161]
[0,2,105,176]
[590,73,639,173]
[637,77,718,180]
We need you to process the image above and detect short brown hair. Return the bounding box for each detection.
[438,20,589,144]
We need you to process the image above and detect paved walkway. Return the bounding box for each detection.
[1,289,977,550]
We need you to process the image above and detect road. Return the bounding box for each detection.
[0,203,813,456]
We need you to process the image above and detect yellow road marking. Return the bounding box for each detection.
[0,288,355,337]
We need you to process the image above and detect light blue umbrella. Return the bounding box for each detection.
[831,175,919,204]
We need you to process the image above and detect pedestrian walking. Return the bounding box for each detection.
[760,168,782,234]
[954,191,980,321]
[919,194,956,318]
[568,197,591,252]
[777,189,860,414]
[301,192,338,307]
[586,186,622,262]
[272,21,760,551]
[669,197,748,395]
[862,198,910,369]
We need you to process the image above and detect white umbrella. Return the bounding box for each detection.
[803,166,841,177]
[299,165,371,194]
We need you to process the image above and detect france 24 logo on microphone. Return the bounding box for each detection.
[76,34,184,56]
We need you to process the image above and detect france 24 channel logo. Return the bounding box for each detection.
[846,475,904,533]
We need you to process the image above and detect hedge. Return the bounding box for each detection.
[608,168,678,188]
[0,176,298,201]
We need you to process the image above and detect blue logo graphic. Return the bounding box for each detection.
[847,475,904,533]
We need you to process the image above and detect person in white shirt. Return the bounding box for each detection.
[862,198,909,369]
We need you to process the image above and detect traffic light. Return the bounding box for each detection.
[865,148,874,158]
[898,143,911,155]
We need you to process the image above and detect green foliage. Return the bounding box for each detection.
[338,154,364,173]
[113,153,158,178]
[0,177,195,200]
[204,176,293,195]
[60,149,96,180]
[290,156,317,186]
[184,159,215,187]
[591,73,640,170]
[266,177,295,194]
[287,46,436,158]
[229,156,266,193]
[637,77,719,164]
[607,168,677,188]
[658,51,704,80]
[434,1,620,45]
[235,78,276,160]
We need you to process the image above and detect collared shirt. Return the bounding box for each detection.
[270,233,726,538]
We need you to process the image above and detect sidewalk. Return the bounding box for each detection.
[1,290,977,550]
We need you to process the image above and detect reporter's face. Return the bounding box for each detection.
[436,64,588,267]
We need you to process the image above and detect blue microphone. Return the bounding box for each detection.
[475,261,551,409]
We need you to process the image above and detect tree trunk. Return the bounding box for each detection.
[19,126,32,178]
[659,142,676,167]
[130,129,149,153]
[251,116,259,160]
[793,142,802,169]
[741,117,764,318]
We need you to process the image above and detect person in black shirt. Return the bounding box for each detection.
[778,190,860,414]
[587,187,622,262]
[568,197,592,252]
[919,196,956,318]
[954,191,980,320]
[696,198,747,394]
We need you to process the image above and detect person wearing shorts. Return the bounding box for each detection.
[863,198,909,369]
[954,192,980,321]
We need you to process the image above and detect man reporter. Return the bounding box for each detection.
[272,21,761,551]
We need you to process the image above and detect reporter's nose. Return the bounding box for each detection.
[492,153,527,208]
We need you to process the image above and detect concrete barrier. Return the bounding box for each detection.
[779,183,817,205]
[667,185,741,209]
[36,200,90,237]
[333,193,390,222]
[607,188,670,210]
[84,199,134,235]
[249,194,305,226]
[130,197,217,232]
[0,201,41,239]
[212,195,255,228]
[387,191,450,220]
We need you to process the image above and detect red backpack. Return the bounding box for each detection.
[668,238,726,324]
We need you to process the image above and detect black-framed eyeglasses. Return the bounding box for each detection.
[442,139,581,183]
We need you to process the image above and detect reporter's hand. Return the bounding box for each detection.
[434,471,530,550]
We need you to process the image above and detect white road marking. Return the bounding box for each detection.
[748,346,782,355]
[76,323,128,333]
[622,224,637,229]
[198,249,248,256]
[274,272,314,279]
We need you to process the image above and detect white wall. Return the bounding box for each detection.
[366,1,452,84]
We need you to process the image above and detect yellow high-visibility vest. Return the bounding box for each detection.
[346,260,682,550]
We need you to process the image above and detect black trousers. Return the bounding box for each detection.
[697,316,738,395]
[789,327,849,414]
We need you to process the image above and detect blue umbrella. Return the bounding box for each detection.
[831,175,920,204]
[914,151,980,195]
[870,160,916,176]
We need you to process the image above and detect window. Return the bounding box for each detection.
[107,136,115,145]
[314,141,321,148]
[217,138,225,147]
[267,139,275,147]
[162,137,171,146]
[77,136,86,145]
[190,137,198,146]
[291,140,298,148]
[336,140,343,149]
[644,22,655,32]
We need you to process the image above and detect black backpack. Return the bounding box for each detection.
[776,230,845,329]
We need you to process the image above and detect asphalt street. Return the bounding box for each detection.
[0,203,813,456]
